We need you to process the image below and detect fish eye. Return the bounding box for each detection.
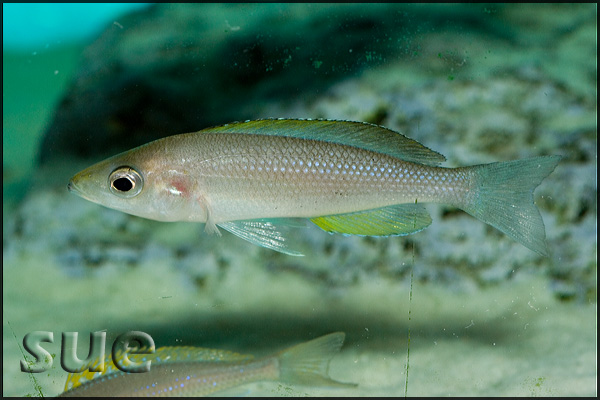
[109,167,143,198]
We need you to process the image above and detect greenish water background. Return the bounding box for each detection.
[3,4,596,397]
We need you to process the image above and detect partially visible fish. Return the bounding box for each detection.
[68,119,561,256]
[59,332,355,397]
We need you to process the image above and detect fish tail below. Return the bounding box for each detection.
[277,332,357,389]
[462,155,561,256]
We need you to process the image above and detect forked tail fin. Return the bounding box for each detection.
[277,332,357,389]
[462,155,561,256]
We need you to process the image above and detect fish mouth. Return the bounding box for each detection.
[67,178,82,196]
[67,173,103,204]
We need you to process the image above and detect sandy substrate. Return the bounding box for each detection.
[3,246,596,396]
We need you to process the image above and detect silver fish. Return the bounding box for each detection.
[59,332,354,397]
[68,119,561,256]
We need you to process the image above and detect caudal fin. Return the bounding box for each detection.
[462,155,561,256]
[277,332,356,389]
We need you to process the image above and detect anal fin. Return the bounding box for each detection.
[310,204,431,236]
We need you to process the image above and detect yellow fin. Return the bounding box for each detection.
[311,204,431,236]
[200,118,446,166]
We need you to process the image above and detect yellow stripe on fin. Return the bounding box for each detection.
[311,204,431,236]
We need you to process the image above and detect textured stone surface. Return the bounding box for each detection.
[39,3,513,163]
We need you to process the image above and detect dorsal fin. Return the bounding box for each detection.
[200,118,446,166]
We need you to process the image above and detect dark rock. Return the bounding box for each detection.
[39,3,508,163]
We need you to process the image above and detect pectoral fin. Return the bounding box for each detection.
[218,219,305,256]
[310,204,431,236]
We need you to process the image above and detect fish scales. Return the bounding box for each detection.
[62,357,278,397]
[68,119,561,256]
[156,132,472,222]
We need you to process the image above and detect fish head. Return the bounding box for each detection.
[68,145,197,222]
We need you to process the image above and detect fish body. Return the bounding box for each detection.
[68,119,560,256]
[59,332,354,397]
